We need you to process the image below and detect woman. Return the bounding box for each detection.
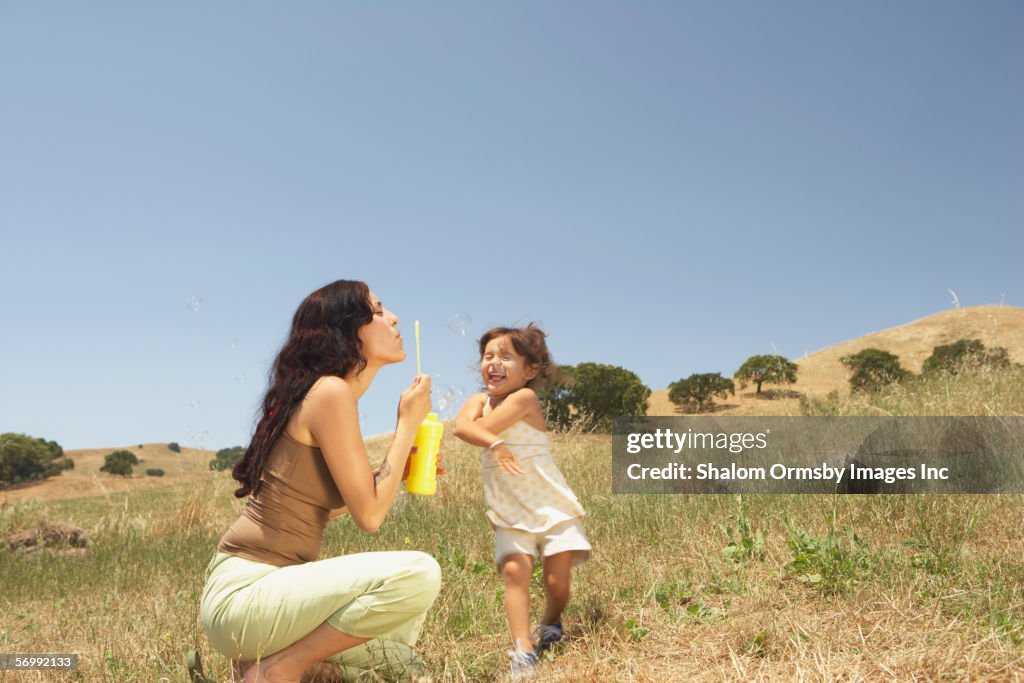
[194,280,441,683]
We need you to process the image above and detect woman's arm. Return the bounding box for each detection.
[308,375,431,533]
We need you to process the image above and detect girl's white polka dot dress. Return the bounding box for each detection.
[481,421,586,531]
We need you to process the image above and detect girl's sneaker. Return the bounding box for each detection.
[535,621,563,654]
[508,647,539,679]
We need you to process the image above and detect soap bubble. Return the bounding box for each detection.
[229,337,239,349]
[446,386,463,418]
[433,384,458,419]
[446,312,472,337]
[235,372,247,383]
[432,383,449,413]
[186,426,210,450]
[185,296,203,312]
[189,399,201,409]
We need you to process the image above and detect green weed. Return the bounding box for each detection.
[720,495,765,563]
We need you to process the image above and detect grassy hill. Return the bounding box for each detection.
[648,305,1024,417]
[0,443,216,504]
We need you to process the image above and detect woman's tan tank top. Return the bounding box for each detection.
[217,432,343,567]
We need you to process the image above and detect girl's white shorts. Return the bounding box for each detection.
[494,517,591,569]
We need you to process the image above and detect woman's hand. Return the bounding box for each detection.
[398,374,433,426]
[401,446,447,480]
[492,444,525,476]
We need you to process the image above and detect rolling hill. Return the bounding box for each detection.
[648,304,1024,417]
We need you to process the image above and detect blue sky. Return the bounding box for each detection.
[2,2,1021,450]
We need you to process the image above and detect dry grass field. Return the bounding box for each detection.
[2,305,1023,681]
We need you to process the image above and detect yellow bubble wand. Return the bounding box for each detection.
[415,320,422,376]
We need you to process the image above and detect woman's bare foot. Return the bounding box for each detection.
[300,661,343,683]
[236,622,367,682]
[241,651,328,683]
[231,660,254,682]
[240,652,294,683]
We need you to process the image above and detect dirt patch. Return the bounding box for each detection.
[4,522,90,555]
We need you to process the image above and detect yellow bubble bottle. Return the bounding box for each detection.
[406,412,443,495]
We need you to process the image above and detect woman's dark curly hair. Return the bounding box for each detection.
[231,279,374,498]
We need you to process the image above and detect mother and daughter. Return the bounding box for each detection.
[194,279,590,682]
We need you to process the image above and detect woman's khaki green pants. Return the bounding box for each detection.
[200,551,441,681]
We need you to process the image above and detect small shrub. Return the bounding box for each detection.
[100,450,139,477]
[0,433,67,487]
[840,348,910,393]
[922,338,1011,375]
[209,446,245,472]
[145,469,165,477]
[668,373,735,412]
[167,442,181,453]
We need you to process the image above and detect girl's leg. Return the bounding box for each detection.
[499,553,535,653]
[541,551,574,626]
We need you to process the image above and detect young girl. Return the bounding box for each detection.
[454,324,591,676]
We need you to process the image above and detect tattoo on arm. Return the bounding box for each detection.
[373,460,392,487]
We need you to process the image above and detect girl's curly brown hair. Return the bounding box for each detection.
[477,323,560,389]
